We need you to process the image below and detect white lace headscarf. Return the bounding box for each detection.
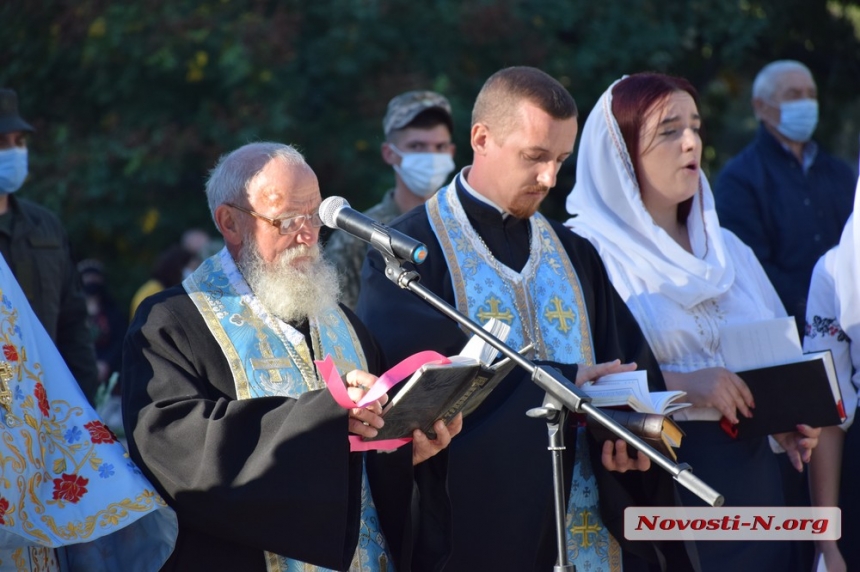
[565,77,735,309]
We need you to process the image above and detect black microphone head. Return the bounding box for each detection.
[319,196,349,229]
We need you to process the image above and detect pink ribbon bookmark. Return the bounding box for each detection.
[315,351,451,452]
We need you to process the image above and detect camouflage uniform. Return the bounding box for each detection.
[324,189,401,309]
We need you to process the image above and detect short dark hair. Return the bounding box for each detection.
[472,66,577,139]
[611,72,700,223]
[401,107,453,136]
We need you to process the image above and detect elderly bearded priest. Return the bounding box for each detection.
[122,142,460,572]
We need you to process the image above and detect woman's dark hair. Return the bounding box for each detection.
[611,73,700,223]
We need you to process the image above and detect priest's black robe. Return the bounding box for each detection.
[356,182,699,572]
[122,287,450,572]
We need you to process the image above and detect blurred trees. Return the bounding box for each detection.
[1,0,859,302]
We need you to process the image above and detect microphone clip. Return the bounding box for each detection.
[381,251,422,290]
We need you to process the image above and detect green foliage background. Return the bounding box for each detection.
[2,0,859,305]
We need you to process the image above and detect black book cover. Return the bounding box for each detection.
[363,355,522,441]
[364,361,483,441]
[733,351,845,439]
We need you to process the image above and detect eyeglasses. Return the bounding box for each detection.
[226,203,323,235]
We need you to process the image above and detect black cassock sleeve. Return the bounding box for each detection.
[122,287,442,571]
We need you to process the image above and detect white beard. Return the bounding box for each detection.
[238,239,341,324]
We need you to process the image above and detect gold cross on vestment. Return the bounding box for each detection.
[476,296,514,324]
[0,361,13,412]
[544,296,576,333]
[249,357,297,383]
[570,508,603,549]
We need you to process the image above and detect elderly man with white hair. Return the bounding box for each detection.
[715,60,854,333]
[122,141,460,572]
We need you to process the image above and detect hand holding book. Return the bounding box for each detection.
[411,413,463,466]
[580,370,690,415]
[315,349,466,459]
[580,370,689,461]
[719,317,846,439]
[343,369,387,438]
[364,318,529,441]
[586,409,685,462]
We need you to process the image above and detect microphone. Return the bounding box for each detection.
[319,196,428,265]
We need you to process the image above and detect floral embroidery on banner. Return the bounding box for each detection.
[0,496,9,524]
[52,474,89,504]
[3,344,18,362]
[0,287,168,546]
[34,382,50,416]
[84,420,118,444]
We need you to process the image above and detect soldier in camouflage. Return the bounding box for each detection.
[325,90,456,308]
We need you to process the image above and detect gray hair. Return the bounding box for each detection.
[205,142,307,224]
[752,60,814,102]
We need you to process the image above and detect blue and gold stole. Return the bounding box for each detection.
[427,181,622,571]
[184,248,392,572]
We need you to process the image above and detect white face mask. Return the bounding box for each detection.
[390,144,455,198]
[0,148,28,194]
[774,99,819,143]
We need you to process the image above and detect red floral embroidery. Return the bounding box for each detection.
[0,497,8,525]
[2,344,17,362]
[34,383,50,417]
[84,420,118,444]
[52,474,89,503]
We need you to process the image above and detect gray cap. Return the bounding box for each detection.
[382,90,452,136]
[0,89,34,135]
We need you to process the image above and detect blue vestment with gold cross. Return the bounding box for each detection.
[183,249,392,572]
[426,182,622,571]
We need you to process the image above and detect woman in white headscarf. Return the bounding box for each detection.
[803,173,860,572]
[565,72,819,571]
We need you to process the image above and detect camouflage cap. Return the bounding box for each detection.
[0,89,34,135]
[382,90,452,136]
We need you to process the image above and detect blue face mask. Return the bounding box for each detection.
[775,99,818,143]
[0,148,28,194]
